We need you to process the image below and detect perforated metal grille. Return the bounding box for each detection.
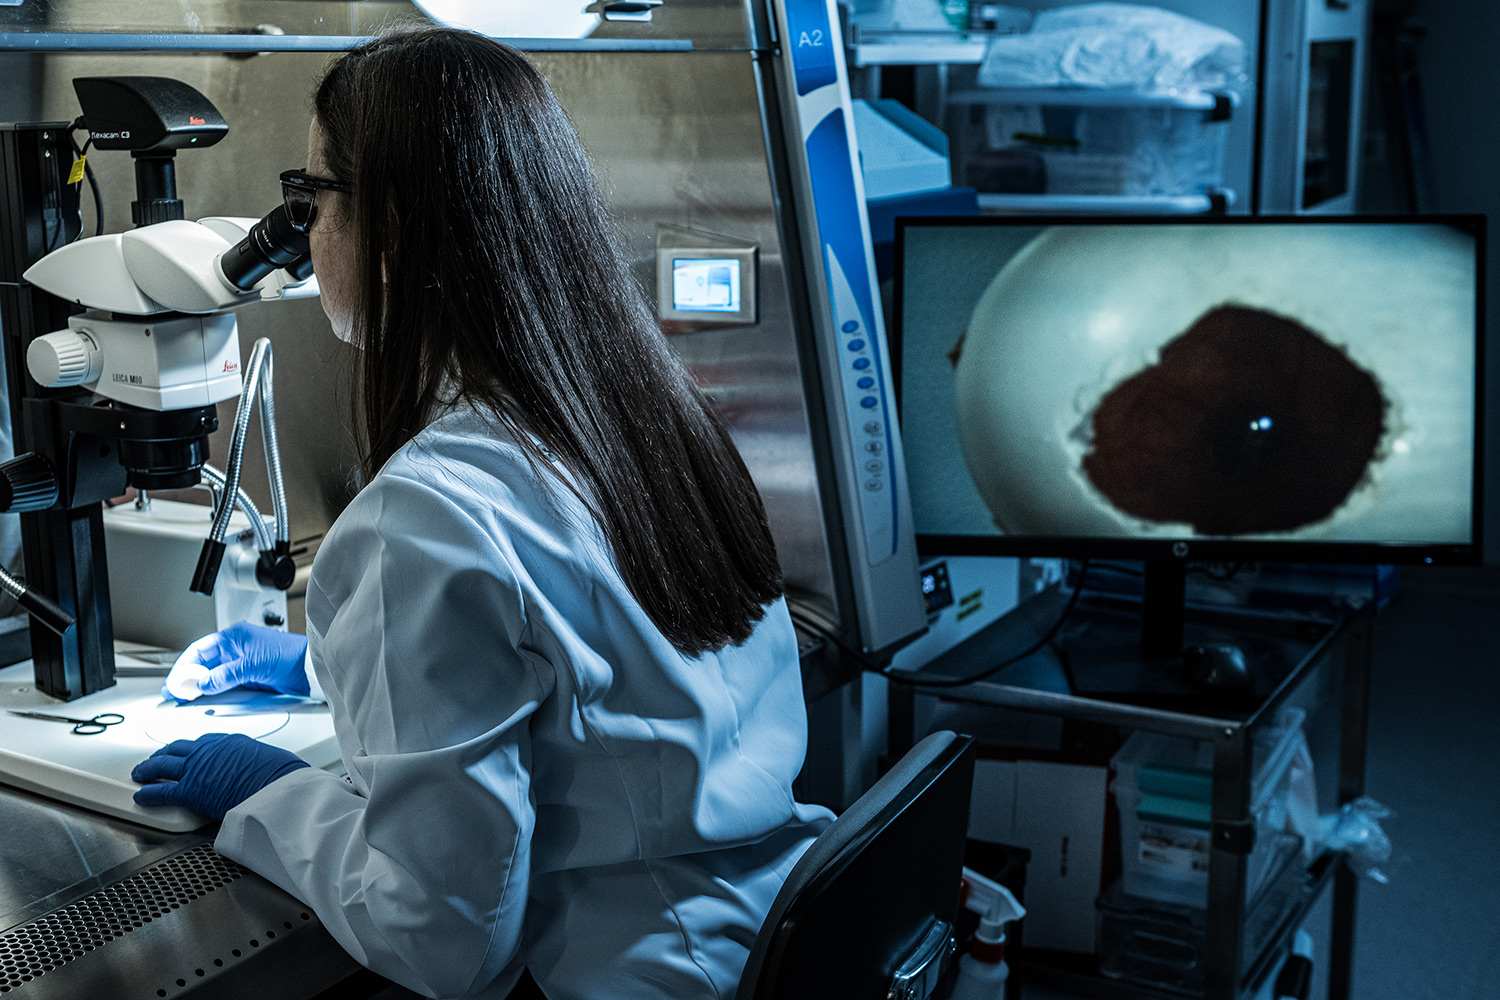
[0,844,245,993]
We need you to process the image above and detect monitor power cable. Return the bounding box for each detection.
[67,118,104,242]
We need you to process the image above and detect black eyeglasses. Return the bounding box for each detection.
[280,169,351,233]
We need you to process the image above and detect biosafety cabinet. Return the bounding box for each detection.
[1,1,936,811]
[0,1,938,995]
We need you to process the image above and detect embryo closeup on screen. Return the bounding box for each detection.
[897,219,1480,554]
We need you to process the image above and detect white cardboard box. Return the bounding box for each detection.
[969,757,1109,953]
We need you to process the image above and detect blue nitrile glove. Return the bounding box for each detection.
[132,733,310,821]
[162,621,310,703]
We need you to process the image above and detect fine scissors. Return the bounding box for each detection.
[7,709,125,735]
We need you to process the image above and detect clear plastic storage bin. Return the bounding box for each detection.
[975,95,1231,197]
[1097,832,1305,993]
[1111,706,1307,908]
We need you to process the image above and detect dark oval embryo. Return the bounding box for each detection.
[1082,304,1388,535]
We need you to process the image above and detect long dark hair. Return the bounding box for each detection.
[313,27,783,655]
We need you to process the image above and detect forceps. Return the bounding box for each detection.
[7,710,125,735]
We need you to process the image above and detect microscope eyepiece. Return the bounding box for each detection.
[285,253,315,283]
[218,203,311,291]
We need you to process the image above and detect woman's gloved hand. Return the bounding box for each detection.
[132,733,310,821]
[163,621,311,702]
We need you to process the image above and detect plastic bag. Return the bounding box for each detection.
[1316,796,1394,884]
[978,3,1246,94]
[1261,728,1321,861]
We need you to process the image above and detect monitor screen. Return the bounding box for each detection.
[893,216,1484,565]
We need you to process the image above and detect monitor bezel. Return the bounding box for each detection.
[891,212,1487,567]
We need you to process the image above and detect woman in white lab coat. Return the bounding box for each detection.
[136,27,833,1000]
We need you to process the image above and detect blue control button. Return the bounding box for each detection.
[852,357,871,370]
[859,396,879,409]
[847,339,866,352]
[841,320,860,333]
[857,376,875,389]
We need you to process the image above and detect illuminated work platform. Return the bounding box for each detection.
[0,654,338,832]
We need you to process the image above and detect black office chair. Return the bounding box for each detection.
[735,730,976,1000]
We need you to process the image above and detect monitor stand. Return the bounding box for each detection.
[1140,558,1188,658]
[1058,560,1260,709]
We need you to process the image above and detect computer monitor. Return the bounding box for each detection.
[893,215,1483,655]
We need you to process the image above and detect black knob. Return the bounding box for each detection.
[256,551,297,591]
[0,452,59,513]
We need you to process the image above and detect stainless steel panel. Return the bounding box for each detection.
[4,0,756,48]
[2,1,375,36]
[591,0,760,48]
[1259,0,1309,214]
[536,49,841,615]
[24,40,842,626]
[0,839,363,999]
[33,48,370,630]
[0,783,176,924]
[1260,0,1371,214]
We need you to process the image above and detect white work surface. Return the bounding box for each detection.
[0,656,339,832]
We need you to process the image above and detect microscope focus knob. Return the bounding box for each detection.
[0,452,60,513]
[27,330,103,388]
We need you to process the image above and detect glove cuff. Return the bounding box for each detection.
[269,757,313,785]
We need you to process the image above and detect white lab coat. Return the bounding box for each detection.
[215,405,833,1000]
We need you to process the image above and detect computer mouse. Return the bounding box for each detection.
[1182,643,1253,690]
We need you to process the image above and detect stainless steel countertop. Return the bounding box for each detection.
[0,774,185,926]
[0,781,380,999]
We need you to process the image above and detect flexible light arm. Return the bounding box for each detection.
[256,346,291,548]
[190,338,295,595]
[210,337,268,545]
[198,463,274,552]
[0,567,75,636]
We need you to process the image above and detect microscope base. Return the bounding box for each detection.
[0,658,339,832]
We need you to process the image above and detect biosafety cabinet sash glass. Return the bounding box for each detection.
[892,215,1484,567]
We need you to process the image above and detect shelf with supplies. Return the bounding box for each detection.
[947,83,1237,212]
[849,37,990,67]
[845,39,1240,214]
[946,86,1235,116]
[884,584,1373,1000]
[1029,846,1344,1000]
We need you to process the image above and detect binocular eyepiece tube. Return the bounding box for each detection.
[219,203,311,292]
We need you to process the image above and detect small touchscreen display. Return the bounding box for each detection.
[672,258,741,313]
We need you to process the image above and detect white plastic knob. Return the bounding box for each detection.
[27,329,102,388]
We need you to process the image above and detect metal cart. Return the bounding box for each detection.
[886,584,1372,1000]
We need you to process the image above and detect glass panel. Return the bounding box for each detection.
[0,0,391,35]
[0,0,752,48]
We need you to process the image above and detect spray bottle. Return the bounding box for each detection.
[948,867,1026,1000]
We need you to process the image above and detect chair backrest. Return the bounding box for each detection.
[735,730,976,1000]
